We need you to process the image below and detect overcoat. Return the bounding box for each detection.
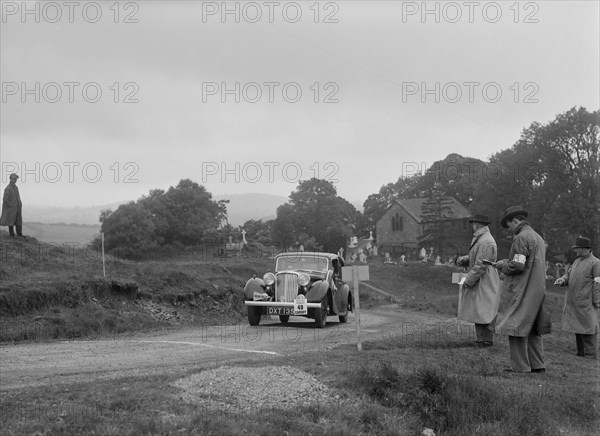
[559,253,600,335]
[458,227,501,324]
[496,222,548,337]
[0,184,22,226]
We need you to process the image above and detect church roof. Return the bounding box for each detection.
[388,197,470,223]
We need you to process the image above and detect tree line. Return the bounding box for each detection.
[96,106,599,259]
[363,106,599,256]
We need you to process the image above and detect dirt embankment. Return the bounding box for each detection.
[0,233,269,342]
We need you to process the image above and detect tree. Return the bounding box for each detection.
[240,219,273,245]
[97,179,225,258]
[272,203,296,249]
[272,178,359,252]
[532,107,599,252]
[473,107,599,254]
[419,181,455,255]
[358,107,599,255]
[158,179,223,245]
[424,154,487,208]
[96,202,161,259]
[360,183,400,237]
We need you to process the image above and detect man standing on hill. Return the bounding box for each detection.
[495,206,550,373]
[554,237,600,359]
[457,214,502,347]
[0,173,23,237]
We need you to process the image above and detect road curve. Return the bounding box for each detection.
[1,307,452,391]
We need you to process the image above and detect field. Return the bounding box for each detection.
[1,232,599,435]
[21,222,101,245]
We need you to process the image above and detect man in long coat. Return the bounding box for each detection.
[0,173,23,237]
[495,206,550,373]
[554,237,600,358]
[457,214,502,346]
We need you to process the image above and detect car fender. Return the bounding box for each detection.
[306,280,329,303]
[244,278,266,300]
[338,283,351,314]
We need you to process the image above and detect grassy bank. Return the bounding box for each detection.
[0,232,270,342]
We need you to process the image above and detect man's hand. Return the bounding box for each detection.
[457,255,469,267]
[495,259,508,270]
[554,278,566,286]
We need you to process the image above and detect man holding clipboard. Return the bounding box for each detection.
[457,214,502,347]
[494,206,550,373]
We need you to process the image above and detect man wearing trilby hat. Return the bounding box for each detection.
[494,206,551,373]
[554,237,600,359]
[0,173,23,237]
[457,214,502,347]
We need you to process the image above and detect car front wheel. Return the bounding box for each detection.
[279,315,290,324]
[339,313,348,323]
[247,306,262,326]
[314,296,328,328]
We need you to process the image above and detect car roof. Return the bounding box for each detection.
[275,252,341,261]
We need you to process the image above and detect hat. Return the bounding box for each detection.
[500,206,528,228]
[468,214,491,225]
[572,237,592,249]
[9,173,18,179]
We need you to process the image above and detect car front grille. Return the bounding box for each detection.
[275,273,298,302]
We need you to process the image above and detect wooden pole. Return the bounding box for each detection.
[101,232,106,278]
[353,265,362,351]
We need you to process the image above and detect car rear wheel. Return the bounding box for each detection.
[279,315,289,324]
[314,296,328,328]
[247,306,262,326]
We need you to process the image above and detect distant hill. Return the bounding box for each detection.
[25,202,125,225]
[23,193,288,228]
[22,222,101,245]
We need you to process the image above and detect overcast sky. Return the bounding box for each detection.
[1,0,599,208]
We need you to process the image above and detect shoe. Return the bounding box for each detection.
[482,341,493,347]
[531,368,546,373]
[503,368,517,373]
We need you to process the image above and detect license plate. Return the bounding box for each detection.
[266,307,294,316]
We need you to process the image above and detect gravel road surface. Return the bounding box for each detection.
[1,307,459,392]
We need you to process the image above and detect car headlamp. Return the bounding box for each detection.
[263,273,275,286]
[298,273,310,287]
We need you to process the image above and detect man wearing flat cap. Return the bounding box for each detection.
[457,214,502,347]
[554,237,600,359]
[0,173,23,237]
[494,206,550,373]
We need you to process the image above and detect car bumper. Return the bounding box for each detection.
[244,301,321,308]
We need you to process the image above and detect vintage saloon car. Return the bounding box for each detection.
[244,252,352,328]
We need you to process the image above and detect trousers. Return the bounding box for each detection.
[475,324,494,342]
[508,334,545,372]
[575,333,597,359]
[8,225,22,236]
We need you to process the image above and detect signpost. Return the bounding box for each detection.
[101,232,106,278]
[342,265,369,351]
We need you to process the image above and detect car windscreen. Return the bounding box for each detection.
[276,256,329,273]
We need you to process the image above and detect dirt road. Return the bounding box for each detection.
[1,306,457,391]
